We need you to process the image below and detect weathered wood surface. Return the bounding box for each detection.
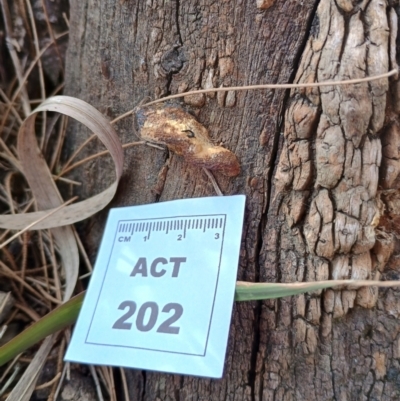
[65,0,400,399]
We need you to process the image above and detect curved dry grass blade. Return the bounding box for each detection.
[0,96,124,229]
[0,197,77,251]
[0,184,120,230]
[0,95,123,401]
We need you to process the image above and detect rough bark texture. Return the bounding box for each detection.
[65,0,400,400]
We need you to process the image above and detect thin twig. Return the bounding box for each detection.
[20,231,28,293]
[52,363,68,401]
[34,372,61,390]
[89,365,105,401]
[110,96,151,124]
[48,231,62,302]
[0,260,44,301]
[14,302,41,322]
[2,247,19,273]
[0,198,35,243]
[25,276,57,291]
[40,0,65,76]
[110,108,137,124]
[46,338,65,401]
[4,172,16,214]
[120,368,130,401]
[25,0,47,147]
[202,168,223,196]
[59,141,144,176]
[78,272,92,280]
[108,367,116,401]
[73,227,93,273]
[60,134,98,174]
[97,367,111,399]
[114,68,399,121]
[0,87,23,124]
[30,281,62,305]
[0,150,22,173]
[0,353,22,383]
[49,82,65,97]
[0,364,21,396]
[38,230,51,302]
[52,175,82,186]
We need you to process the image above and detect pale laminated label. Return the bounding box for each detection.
[65,195,245,378]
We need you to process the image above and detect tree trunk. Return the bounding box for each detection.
[65,0,400,400]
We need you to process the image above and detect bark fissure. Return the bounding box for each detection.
[132,1,140,50]
[175,0,183,46]
[141,371,147,401]
[249,300,262,401]
[262,0,321,222]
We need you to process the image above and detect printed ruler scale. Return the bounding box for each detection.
[66,196,245,378]
[117,214,226,240]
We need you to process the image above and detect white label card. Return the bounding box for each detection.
[65,195,246,378]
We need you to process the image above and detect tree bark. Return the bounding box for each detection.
[65,0,400,400]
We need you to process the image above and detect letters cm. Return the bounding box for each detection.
[130,257,186,278]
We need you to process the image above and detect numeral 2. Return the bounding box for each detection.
[112,301,137,329]
[112,301,183,334]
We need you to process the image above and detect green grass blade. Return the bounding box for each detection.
[1,279,400,367]
[234,281,338,301]
[0,292,84,367]
[234,279,400,301]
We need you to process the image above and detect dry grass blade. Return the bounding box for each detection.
[5,336,54,401]
[0,96,124,230]
[0,196,78,251]
[0,95,123,400]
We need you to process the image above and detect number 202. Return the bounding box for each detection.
[112,301,183,334]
